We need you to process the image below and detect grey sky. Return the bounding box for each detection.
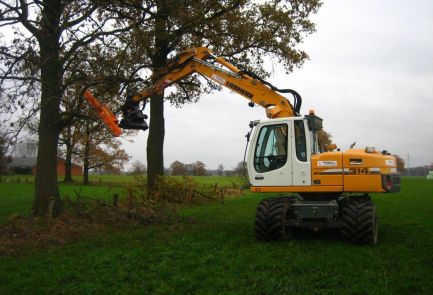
[123,0,433,170]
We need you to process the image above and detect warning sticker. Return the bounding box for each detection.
[318,161,337,167]
[211,74,225,85]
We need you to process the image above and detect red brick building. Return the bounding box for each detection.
[8,157,83,176]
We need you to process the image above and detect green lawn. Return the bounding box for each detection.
[0,175,244,222]
[0,178,432,294]
[0,174,245,186]
[0,182,124,222]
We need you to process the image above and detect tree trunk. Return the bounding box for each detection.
[83,123,90,185]
[147,93,165,189]
[83,156,89,185]
[32,0,63,217]
[147,1,169,191]
[63,126,73,183]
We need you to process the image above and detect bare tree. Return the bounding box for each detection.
[59,124,78,183]
[0,1,142,216]
[234,161,247,177]
[130,160,147,175]
[217,164,224,176]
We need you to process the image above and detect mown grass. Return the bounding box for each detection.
[0,174,244,186]
[0,183,124,222]
[0,177,432,294]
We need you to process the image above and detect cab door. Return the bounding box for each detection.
[248,122,293,186]
[291,119,311,186]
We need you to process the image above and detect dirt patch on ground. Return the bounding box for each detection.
[0,213,107,255]
[0,195,172,255]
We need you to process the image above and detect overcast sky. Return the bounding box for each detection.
[3,1,430,170]
[122,0,433,170]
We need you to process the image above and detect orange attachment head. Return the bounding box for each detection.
[82,89,122,137]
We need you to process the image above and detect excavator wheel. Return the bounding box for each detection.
[255,196,294,241]
[340,197,378,245]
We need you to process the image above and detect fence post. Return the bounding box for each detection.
[220,189,224,203]
[112,193,119,207]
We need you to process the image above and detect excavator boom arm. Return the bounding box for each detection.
[131,47,296,118]
[84,47,300,136]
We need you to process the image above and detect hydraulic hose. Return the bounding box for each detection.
[237,69,302,115]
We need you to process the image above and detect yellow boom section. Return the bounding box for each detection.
[83,47,299,136]
[131,47,296,118]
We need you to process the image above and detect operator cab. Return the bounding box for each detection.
[247,114,322,187]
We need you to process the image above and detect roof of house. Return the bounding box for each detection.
[8,157,83,168]
[8,157,37,168]
[8,157,83,169]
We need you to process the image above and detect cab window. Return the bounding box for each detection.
[254,124,288,173]
[294,120,307,162]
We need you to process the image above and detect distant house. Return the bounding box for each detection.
[0,155,12,174]
[428,171,433,180]
[8,157,83,176]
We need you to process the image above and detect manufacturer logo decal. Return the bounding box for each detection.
[318,161,337,167]
[225,81,254,98]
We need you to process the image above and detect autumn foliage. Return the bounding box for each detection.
[170,161,207,176]
[317,130,334,152]
[392,154,405,172]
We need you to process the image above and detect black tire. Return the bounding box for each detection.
[340,198,378,245]
[255,196,293,241]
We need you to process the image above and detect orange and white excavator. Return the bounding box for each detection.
[84,47,400,245]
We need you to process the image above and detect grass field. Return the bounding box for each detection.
[0,175,244,222]
[0,177,432,294]
[0,183,124,222]
[0,174,244,186]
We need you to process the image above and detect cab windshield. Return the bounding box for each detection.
[254,124,288,173]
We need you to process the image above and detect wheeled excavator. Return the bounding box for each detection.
[83,47,400,245]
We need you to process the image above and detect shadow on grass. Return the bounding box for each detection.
[291,228,342,242]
